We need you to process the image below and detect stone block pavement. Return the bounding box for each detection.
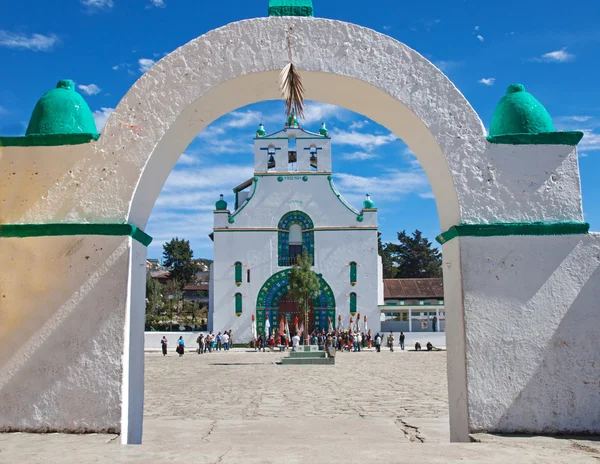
[1,349,599,463]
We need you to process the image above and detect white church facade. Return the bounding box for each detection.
[209,116,382,342]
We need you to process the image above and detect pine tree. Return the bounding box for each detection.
[162,237,196,287]
[383,230,442,278]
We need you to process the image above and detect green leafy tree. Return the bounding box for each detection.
[146,274,164,315]
[383,230,442,278]
[162,237,196,287]
[288,251,321,341]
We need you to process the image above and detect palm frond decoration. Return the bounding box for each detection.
[279,26,306,118]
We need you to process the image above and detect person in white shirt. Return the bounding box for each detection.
[222,332,230,351]
[292,334,301,348]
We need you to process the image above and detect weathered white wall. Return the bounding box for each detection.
[210,175,379,342]
[0,235,130,434]
[460,233,600,434]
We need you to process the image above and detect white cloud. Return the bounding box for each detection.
[138,58,156,73]
[532,48,575,63]
[478,78,495,86]
[477,35,484,42]
[177,153,201,166]
[349,120,369,130]
[78,83,101,96]
[419,192,435,199]
[149,0,166,7]
[81,0,114,10]
[578,129,600,152]
[112,65,120,70]
[331,130,397,151]
[579,152,589,158]
[93,107,114,132]
[334,169,430,205]
[433,60,462,72]
[224,110,264,129]
[301,102,343,125]
[0,31,59,51]
[340,151,379,161]
[475,26,480,31]
[162,165,254,193]
[383,25,392,31]
[570,116,592,122]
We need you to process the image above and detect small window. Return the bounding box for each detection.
[247,269,251,283]
[235,293,242,317]
[267,146,276,170]
[289,245,303,264]
[234,262,242,287]
[309,146,318,172]
[350,292,357,315]
[350,261,357,286]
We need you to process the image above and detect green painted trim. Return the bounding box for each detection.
[228,177,259,224]
[487,131,584,146]
[327,175,361,217]
[0,223,153,247]
[435,222,590,245]
[0,133,100,147]
[256,172,331,177]
[213,227,378,233]
[254,136,329,140]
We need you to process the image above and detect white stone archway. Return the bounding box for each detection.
[95,18,487,443]
[2,15,597,448]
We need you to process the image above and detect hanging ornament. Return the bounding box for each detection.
[279,25,306,119]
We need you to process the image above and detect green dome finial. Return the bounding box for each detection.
[26,80,99,138]
[286,113,299,128]
[363,194,375,209]
[256,123,267,137]
[489,84,555,137]
[319,122,328,137]
[215,194,228,211]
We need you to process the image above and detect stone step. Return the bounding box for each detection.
[281,357,335,365]
[289,351,327,358]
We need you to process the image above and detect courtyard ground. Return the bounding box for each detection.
[1,349,599,463]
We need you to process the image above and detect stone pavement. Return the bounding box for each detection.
[1,349,599,463]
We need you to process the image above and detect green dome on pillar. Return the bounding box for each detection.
[363,194,375,209]
[26,80,99,140]
[215,194,228,211]
[487,84,583,146]
[256,123,267,137]
[268,0,313,17]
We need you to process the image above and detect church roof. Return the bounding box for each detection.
[383,278,443,299]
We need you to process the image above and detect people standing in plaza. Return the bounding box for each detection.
[387,331,394,352]
[161,336,168,356]
[207,332,214,353]
[222,331,230,351]
[292,333,300,349]
[399,332,405,351]
[197,334,204,354]
[432,316,438,332]
[375,333,381,352]
[176,336,185,357]
[216,332,223,351]
[228,330,233,348]
[368,329,372,349]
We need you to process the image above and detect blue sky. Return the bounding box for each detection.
[2,0,600,260]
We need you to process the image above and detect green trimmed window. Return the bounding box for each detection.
[235,293,242,317]
[350,292,357,316]
[350,262,357,286]
[235,262,242,287]
[278,211,314,267]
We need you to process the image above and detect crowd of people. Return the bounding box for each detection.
[160,329,437,356]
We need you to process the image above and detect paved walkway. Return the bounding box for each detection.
[1,349,599,463]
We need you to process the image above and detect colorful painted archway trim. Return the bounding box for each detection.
[256,268,336,334]
[0,223,153,247]
[436,222,590,245]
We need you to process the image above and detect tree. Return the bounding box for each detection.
[146,274,163,315]
[381,230,442,278]
[288,251,321,343]
[162,237,196,287]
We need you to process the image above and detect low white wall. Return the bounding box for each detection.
[145,331,205,351]
[461,233,600,434]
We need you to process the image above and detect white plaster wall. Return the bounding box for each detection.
[460,233,600,434]
[0,235,131,433]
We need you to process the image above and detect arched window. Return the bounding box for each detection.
[350,262,357,286]
[234,262,242,287]
[350,292,357,316]
[278,211,314,267]
[235,293,242,317]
